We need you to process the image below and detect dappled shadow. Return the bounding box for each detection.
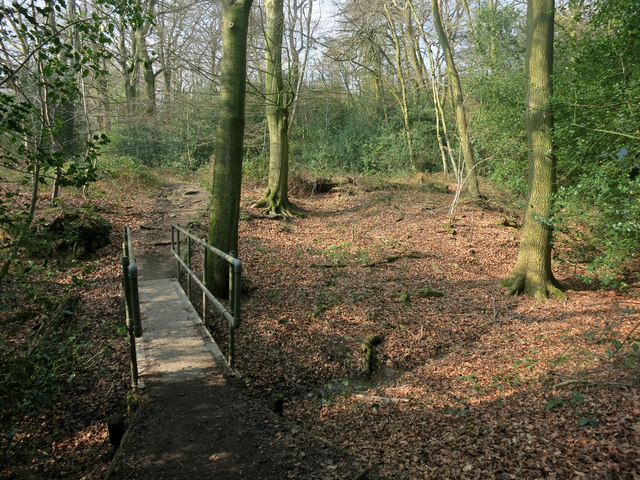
[303,366,640,478]
[168,182,637,479]
[109,373,375,480]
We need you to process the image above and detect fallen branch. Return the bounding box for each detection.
[552,379,630,389]
[310,262,348,268]
[311,252,426,269]
[354,394,410,404]
[364,252,425,267]
[548,372,631,390]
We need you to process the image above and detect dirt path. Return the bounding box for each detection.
[133,182,209,280]
[106,182,381,480]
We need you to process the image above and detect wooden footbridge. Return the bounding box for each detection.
[105,225,378,480]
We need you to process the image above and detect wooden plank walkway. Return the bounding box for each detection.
[105,276,378,480]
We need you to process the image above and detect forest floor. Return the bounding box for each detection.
[2,171,639,479]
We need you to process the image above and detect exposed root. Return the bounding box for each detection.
[501,272,566,300]
[252,196,299,219]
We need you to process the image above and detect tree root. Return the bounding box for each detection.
[252,196,298,219]
[501,272,566,300]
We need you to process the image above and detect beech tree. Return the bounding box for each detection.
[501,0,563,299]
[206,0,254,296]
[254,0,293,216]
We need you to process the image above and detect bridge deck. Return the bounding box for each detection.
[106,277,375,480]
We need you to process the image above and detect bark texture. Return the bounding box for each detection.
[207,0,253,296]
[431,0,480,198]
[254,0,293,216]
[501,0,564,299]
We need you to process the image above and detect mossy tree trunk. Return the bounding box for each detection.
[254,0,293,216]
[501,0,564,299]
[431,0,480,198]
[207,0,253,296]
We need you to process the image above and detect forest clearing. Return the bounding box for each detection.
[6,171,639,479]
[232,176,640,479]
[2,0,639,477]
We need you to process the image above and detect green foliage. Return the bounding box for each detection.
[0,0,132,281]
[0,300,74,468]
[544,390,599,427]
[108,94,218,171]
[289,95,429,175]
[544,390,585,411]
[463,1,528,193]
[552,0,640,285]
[465,0,639,285]
[583,317,640,362]
[100,154,164,188]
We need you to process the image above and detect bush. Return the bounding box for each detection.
[99,155,164,188]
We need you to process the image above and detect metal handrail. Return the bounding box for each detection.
[170,224,242,368]
[122,226,142,390]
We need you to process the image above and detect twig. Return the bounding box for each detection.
[354,394,410,404]
[551,379,592,389]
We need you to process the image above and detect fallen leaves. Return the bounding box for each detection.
[228,181,640,479]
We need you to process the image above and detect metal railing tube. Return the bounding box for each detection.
[170,224,243,367]
[231,259,242,329]
[121,226,142,390]
[128,262,142,338]
[173,253,235,322]
[175,225,181,279]
[121,254,139,391]
[186,236,192,297]
[202,243,207,326]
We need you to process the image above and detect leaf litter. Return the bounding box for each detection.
[2,175,638,479]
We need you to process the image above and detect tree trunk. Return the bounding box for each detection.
[286,0,313,133]
[119,19,137,114]
[138,31,157,114]
[206,0,253,297]
[383,2,416,170]
[52,0,80,202]
[501,0,564,299]
[402,6,428,93]
[255,0,293,216]
[431,0,480,198]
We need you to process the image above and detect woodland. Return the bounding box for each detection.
[1,0,639,478]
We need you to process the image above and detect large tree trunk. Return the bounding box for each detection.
[254,0,293,216]
[501,0,564,299]
[206,0,253,296]
[431,0,480,198]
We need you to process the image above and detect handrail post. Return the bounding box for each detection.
[175,224,181,279]
[129,262,142,338]
[202,242,207,326]
[123,227,130,257]
[186,235,192,298]
[121,254,139,391]
[228,251,236,368]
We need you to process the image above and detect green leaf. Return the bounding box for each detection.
[544,397,564,410]
[577,417,598,427]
